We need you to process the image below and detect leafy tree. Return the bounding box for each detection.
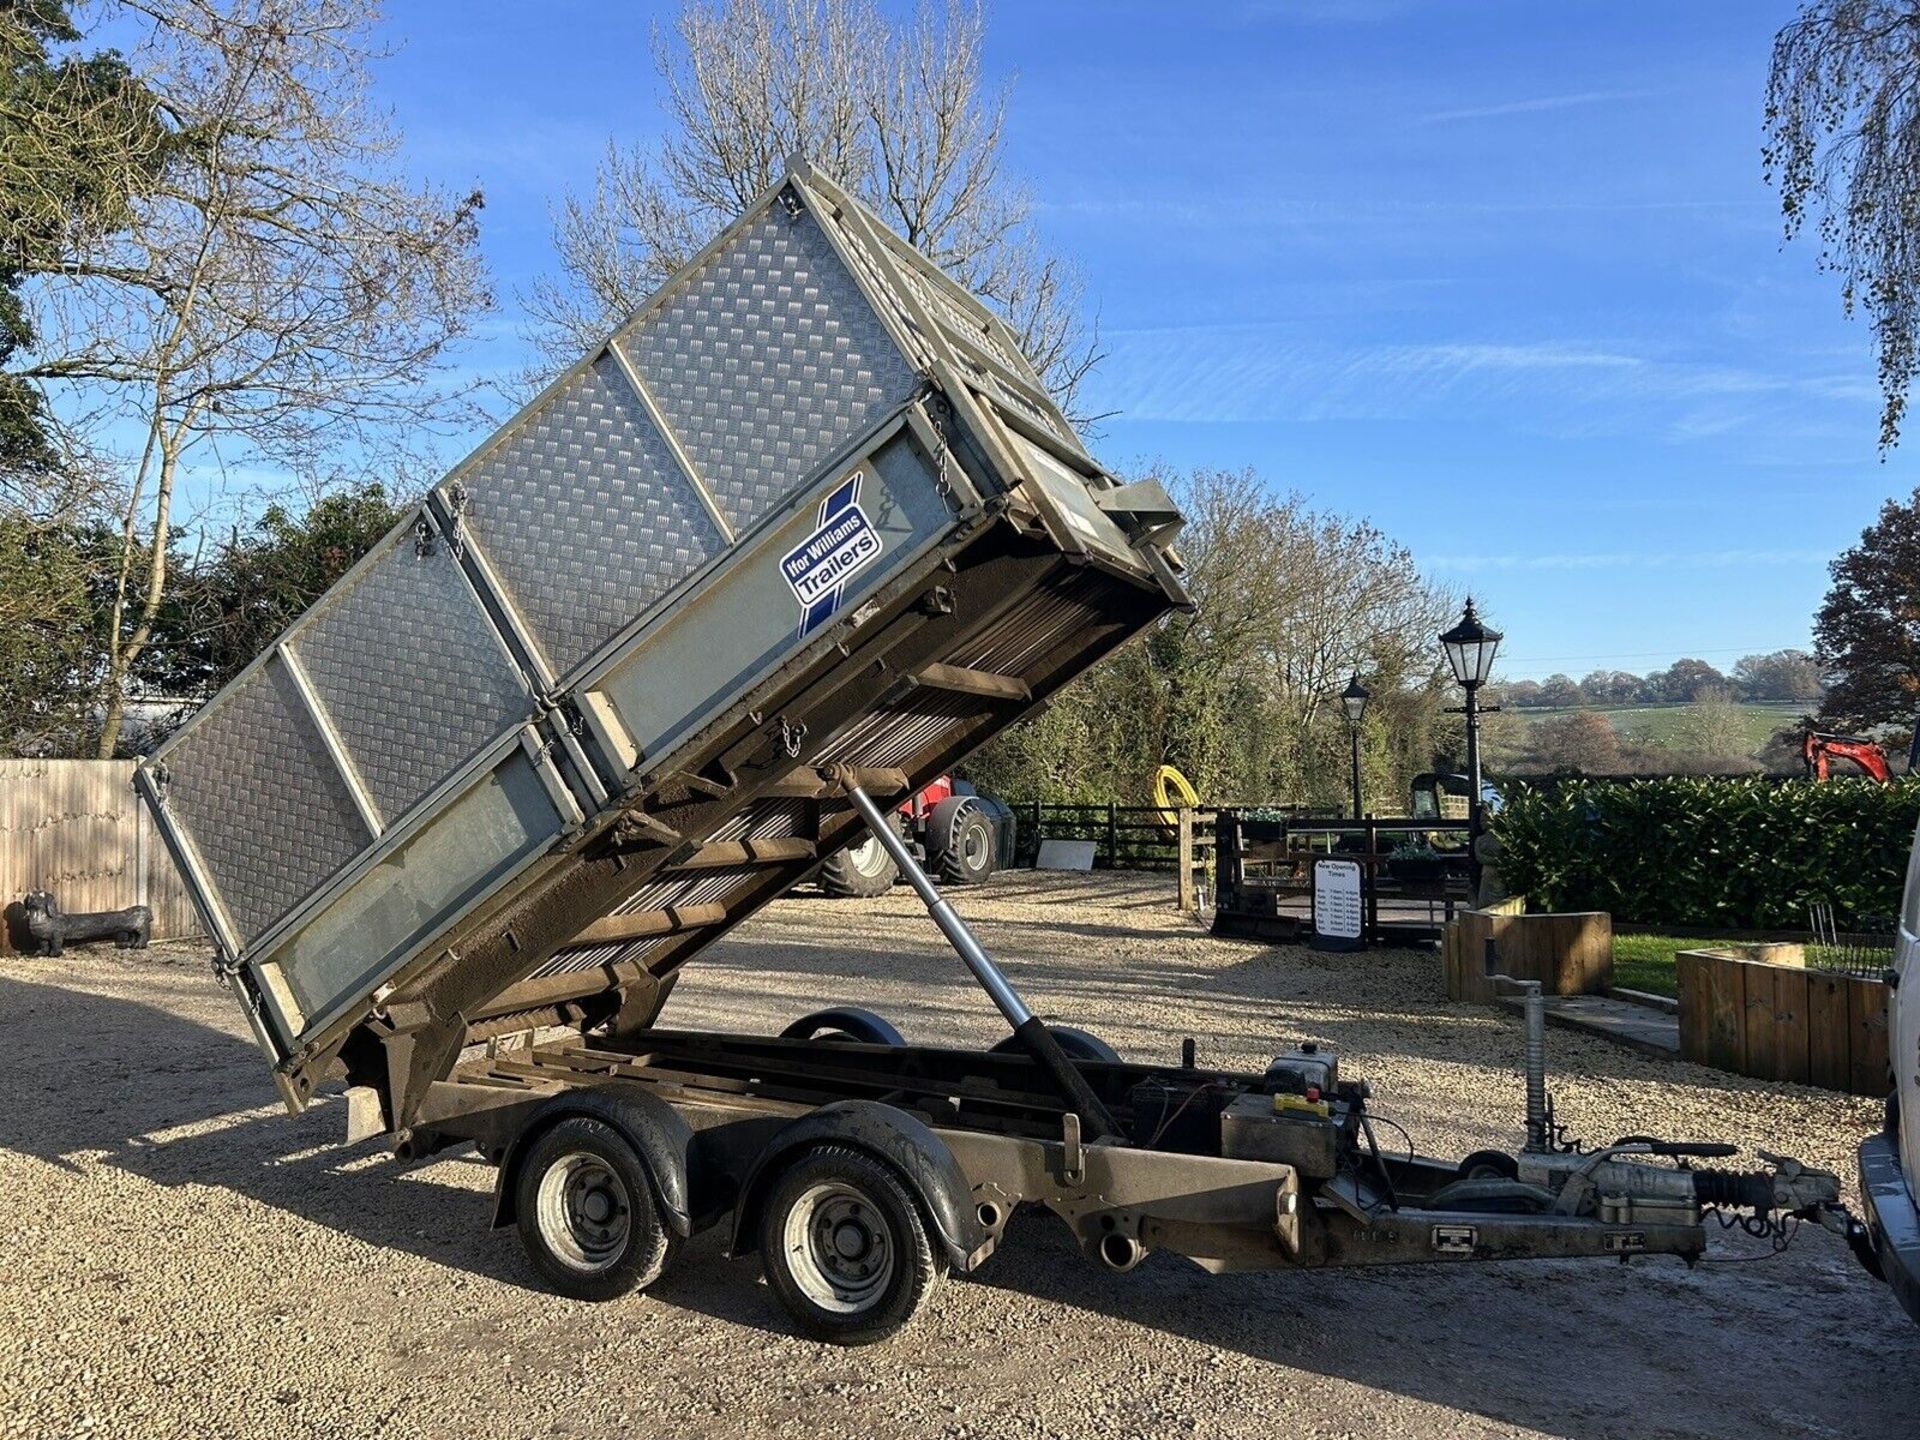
[1660,692,1762,774]
[1768,2,1920,447]
[1497,677,1545,708]
[1733,647,1824,703]
[0,0,169,514]
[157,482,404,704]
[1653,657,1728,703]
[1578,668,1645,706]
[524,0,1098,417]
[1537,673,1582,708]
[1815,486,1920,725]
[967,468,1456,807]
[0,512,111,753]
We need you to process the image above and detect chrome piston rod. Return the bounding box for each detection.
[840,780,1033,1028]
[835,772,1122,1139]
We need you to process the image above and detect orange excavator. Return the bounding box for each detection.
[1802,731,1893,782]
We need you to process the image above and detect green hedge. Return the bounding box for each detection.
[1493,776,1920,929]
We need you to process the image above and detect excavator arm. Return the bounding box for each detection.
[1803,731,1892,783]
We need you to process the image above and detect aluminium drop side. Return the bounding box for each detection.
[136,156,1190,1123]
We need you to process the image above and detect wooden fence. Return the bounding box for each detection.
[1676,946,1889,1095]
[0,759,201,950]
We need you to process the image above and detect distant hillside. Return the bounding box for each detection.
[1509,701,1805,752]
[1491,699,1811,776]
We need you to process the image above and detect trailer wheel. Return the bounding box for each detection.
[819,833,899,898]
[515,1118,674,1302]
[1456,1150,1519,1181]
[990,1025,1121,1064]
[758,1144,945,1344]
[779,1007,906,1046]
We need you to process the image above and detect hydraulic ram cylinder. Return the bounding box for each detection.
[835,772,1122,1140]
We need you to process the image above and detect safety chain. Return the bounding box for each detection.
[534,702,586,766]
[444,481,470,561]
[917,376,956,509]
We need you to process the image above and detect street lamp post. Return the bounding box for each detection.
[1439,599,1503,854]
[1340,673,1370,821]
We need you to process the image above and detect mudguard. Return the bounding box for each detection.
[492,1086,698,1236]
[728,1100,989,1271]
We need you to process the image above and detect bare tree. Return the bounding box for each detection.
[968,468,1458,808]
[19,0,490,756]
[1767,2,1920,447]
[523,0,1100,417]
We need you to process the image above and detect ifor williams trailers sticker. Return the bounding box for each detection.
[780,470,883,636]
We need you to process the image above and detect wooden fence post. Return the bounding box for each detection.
[1106,801,1118,869]
[1177,807,1194,912]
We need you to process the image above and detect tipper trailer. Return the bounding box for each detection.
[140,158,1862,1343]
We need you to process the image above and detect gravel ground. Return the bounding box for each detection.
[1,869,1913,1440]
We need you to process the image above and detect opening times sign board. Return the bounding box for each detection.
[1311,857,1365,951]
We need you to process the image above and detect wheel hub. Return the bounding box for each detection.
[784,1182,894,1311]
[534,1153,632,1273]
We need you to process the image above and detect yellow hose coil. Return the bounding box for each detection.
[1151,764,1200,831]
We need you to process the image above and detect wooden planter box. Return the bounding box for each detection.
[1676,947,1889,1095]
[1443,898,1613,1004]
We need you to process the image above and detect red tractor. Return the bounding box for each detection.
[817,776,1017,897]
[1802,731,1893,783]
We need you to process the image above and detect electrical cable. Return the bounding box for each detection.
[1368,1112,1416,1166]
[1143,1080,1227,1150]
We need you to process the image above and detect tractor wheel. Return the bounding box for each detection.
[935,808,996,885]
[820,833,899,898]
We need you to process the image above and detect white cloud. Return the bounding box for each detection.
[1423,89,1657,124]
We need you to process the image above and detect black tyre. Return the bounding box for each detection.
[779,1007,906,1046]
[515,1117,675,1302]
[990,1025,1121,1064]
[1455,1149,1519,1182]
[819,833,899,898]
[758,1144,945,1344]
[935,808,996,885]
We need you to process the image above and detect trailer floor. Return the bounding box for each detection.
[0,871,1911,1440]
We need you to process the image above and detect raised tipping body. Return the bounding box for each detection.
[136,157,1188,1122]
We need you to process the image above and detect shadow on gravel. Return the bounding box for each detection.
[0,976,537,1290]
[966,1213,1916,1440]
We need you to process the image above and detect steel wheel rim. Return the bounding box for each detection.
[534,1152,631,1273]
[848,835,890,877]
[961,823,990,869]
[782,1180,894,1313]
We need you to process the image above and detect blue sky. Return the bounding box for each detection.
[363,0,1919,682]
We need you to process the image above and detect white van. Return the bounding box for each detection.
[1857,824,1920,1323]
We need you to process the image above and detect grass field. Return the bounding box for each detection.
[1612,933,1894,998]
[1510,701,1805,754]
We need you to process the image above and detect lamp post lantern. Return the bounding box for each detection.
[1340,673,1370,821]
[1439,598,1502,850]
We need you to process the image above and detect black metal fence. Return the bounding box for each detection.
[1211,810,1474,944]
[1012,801,1216,869]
